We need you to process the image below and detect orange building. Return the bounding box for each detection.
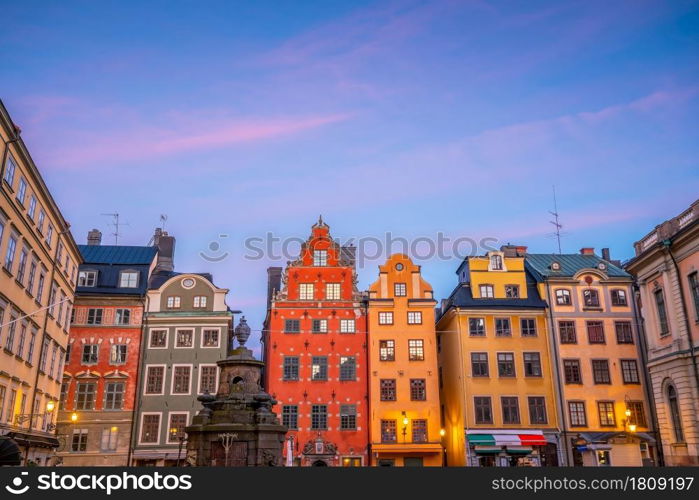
[263,218,368,466]
[367,254,442,466]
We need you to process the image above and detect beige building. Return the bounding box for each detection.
[0,99,81,464]
[625,199,699,466]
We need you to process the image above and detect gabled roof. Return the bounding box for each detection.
[78,245,157,265]
[525,253,630,280]
[148,271,215,290]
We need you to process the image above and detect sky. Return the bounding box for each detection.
[2,0,698,353]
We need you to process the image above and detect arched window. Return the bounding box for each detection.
[668,385,684,443]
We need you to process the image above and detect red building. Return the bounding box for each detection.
[263,218,368,466]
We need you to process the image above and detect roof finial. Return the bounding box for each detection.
[313,215,327,228]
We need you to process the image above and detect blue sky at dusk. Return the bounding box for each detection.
[2,0,698,350]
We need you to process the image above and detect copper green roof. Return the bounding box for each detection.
[525,253,630,280]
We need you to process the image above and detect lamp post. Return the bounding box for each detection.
[170,428,186,467]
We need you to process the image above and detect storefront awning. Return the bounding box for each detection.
[474,446,501,454]
[506,446,533,455]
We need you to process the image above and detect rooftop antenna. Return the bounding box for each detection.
[549,186,563,254]
[101,212,129,245]
[159,214,168,231]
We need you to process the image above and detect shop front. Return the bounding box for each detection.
[466,430,559,467]
[571,432,656,467]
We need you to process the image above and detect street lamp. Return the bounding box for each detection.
[401,411,409,443]
[70,412,78,423]
[15,401,57,431]
[169,428,186,467]
[623,396,637,433]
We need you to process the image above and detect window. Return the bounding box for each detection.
[6,389,16,423]
[474,397,493,424]
[520,318,537,336]
[627,401,647,427]
[528,397,547,424]
[284,319,300,333]
[505,285,519,298]
[408,339,424,361]
[380,379,396,401]
[36,271,45,303]
[689,273,699,320]
[17,177,27,204]
[149,329,167,348]
[587,321,605,343]
[654,289,669,335]
[101,427,119,451]
[4,233,17,271]
[615,321,634,344]
[495,317,511,336]
[145,366,165,394]
[3,154,16,185]
[592,360,611,384]
[668,385,684,442]
[479,284,494,298]
[175,329,193,348]
[394,282,407,296]
[46,223,54,247]
[28,195,36,219]
[199,365,218,394]
[490,254,503,270]
[313,250,327,266]
[311,356,328,380]
[75,383,96,410]
[58,383,68,410]
[340,405,357,430]
[621,359,640,384]
[168,413,188,442]
[410,379,426,401]
[469,318,485,336]
[299,283,314,300]
[583,289,600,307]
[340,356,356,380]
[37,209,45,233]
[597,401,616,426]
[311,405,327,430]
[559,321,577,343]
[325,283,341,300]
[497,352,515,377]
[140,414,160,444]
[0,386,4,421]
[104,382,125,410]
[471,352,489,377]
[412,419,427,443]
[86,308,103,325]
[16,322,27,359]
[49,343,58,377]
[568,401,587,427]
[523,352,542,377]
[172,366,192,394]
[379,340,395,361]
[501,396,520,424]
[202,329,219,347]
[311,319,328,333]
[109,344,127,365]
[27,259,37,294]
[39,338,49,371]
[115,308,130,325]
[381,420,397,443]
[340,319,355,333]
[611,289,628,306]
[166,296,181,309]
[119,271,139,288]
[563,359,582,384]
[407,311,422,324]
[283,357,299,381]
[193,296,207,308]
[82,344,99,364]
[282,405,298,429]
[16,247,28,284]
[27,327,37,364]
[72,429,88,452]
[378,312,393,325]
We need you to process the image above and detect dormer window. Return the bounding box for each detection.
[597,262,607,271]
[167,296,181,309]
[505,285,519,298]
[313,250,327,266]
[479,284,494,298]
[78,270,97,287]
[551,262,561,271]
[119,271,139,288]
[490,254,503,270]
[193,296,207,308]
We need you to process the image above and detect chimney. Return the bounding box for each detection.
[580,247,595,256]
[500,245,517,258]
[87,229,102,246]
[340,244,357,269]
[266,267,282,308]
[153,227,176,272]
[601,248,611,261]
[515,245,528,257]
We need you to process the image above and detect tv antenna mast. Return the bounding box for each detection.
[159,214,168,231]
[549,186,563,254]
[101,212,129,245]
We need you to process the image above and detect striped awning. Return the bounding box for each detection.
[467,430,546,447]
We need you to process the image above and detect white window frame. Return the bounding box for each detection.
[325,283,341,300]
[174,328,195,349]
[78,270,98,287]
[299,283,314,301]
[148,328,169,349]
[407,311,422,324]
[193,295,208,308]
[100,426,119,452]
[166,411,190,444]
[119,270,139,288]
[340,319,356,333]
[138,412,162,445]
[167,296,181,309]
[143,364,167,396]
[479,284,495,298]
[198,364,220,395]
[200,327,221,348]
[170,364,193,395]
[378,312,393,325]
[313,250,327,266]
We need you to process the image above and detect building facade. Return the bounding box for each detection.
[367,254,442,466]
[263,218,368,466]
[56,230,158,465]
[625,199,699,466]
[437,247,560,467]
[132,271,232,466]
[526,249,657,466]
[0,99,81,465]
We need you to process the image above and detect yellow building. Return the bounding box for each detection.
[437,246,560,467]
[367,254,443,466]
[526,249,657,466]
[0,99,81,464]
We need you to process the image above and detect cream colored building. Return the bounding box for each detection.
[0,99,81,464]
